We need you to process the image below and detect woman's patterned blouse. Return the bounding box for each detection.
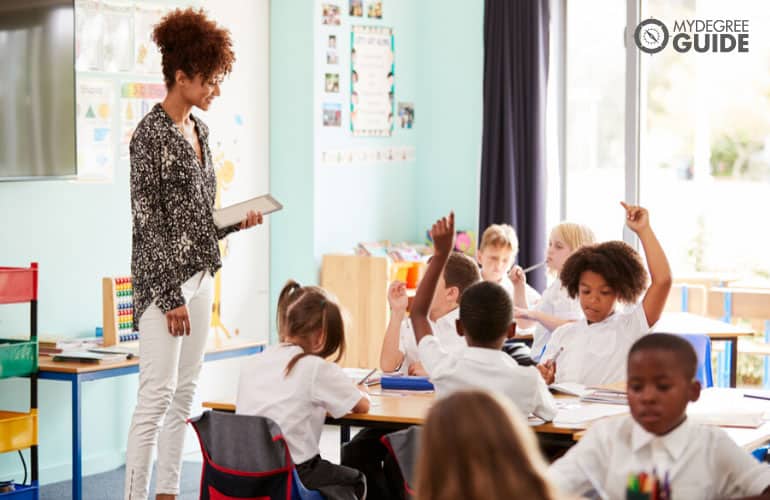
[130,103,238,327]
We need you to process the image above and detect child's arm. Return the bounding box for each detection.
[621,202,672,326]
[509,265,530,312]
[412,213,455,346]
[351,385,371,413]
[515,308,574,332]
[380,281,408,372]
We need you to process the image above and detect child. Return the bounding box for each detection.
[411,212,557,420]
[538,203,672,386]
[477,223,541,308]
[380,252,481,376]
[514,222,596,360]
[550,333,770,499]
[236,280,370,500]
[415,390,563,500]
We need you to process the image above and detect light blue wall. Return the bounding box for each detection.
[414,0,484,239]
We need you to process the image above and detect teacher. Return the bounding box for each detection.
[124,8,260,500]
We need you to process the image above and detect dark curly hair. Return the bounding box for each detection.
[152,8,235,89]
[459,281,512,343]
[560,241,648,304]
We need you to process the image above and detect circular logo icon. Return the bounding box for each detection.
[634,18,669,54]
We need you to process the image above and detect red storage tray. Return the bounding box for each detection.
[0,264,38,304]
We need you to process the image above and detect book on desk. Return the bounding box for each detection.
[52,350,130,364]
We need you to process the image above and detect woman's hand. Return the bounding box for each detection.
[240,210,263,230]
[165,305,191,336]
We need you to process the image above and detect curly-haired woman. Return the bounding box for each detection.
[124,9,261,500]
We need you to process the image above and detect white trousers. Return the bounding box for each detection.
[124,271,212,499]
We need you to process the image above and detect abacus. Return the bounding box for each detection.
[102,276,137,346]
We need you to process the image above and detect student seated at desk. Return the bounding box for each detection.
[514,221,596,361]
[550,333,770,500]
[411,212,557,420]
[236,281,370,500]
[416,390,565,500]
[380,252,480,376]
[477,223,542,309]
[538,203,672,386]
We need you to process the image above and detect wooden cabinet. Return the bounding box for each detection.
[320,254,391,368]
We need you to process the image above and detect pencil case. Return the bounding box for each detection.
[380,375,435,391]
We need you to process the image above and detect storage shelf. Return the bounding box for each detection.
[0,410,38,454]
[0,266,37,304]
[0,481,38,499]
[0,340,38,379]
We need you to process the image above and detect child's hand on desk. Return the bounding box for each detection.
[388,281,408,313]
[430,212,455,258]
[509,265,526,287]
[537,360,556,385]
[407,361,427,376]
[620,202,650,234]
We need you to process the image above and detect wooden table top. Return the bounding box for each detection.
[38,338,265,374]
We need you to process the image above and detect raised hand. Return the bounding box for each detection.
[620,202,650,234]
[430,212,455,258]
[387,280,408,313]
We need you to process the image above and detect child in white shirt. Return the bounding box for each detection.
[236,281,370,500]
[411,212,557,421]
[550,333,770,500]
[538,203,672,386]
[380,252,481,376]
[477,223,542,309]
[513,222,596,361]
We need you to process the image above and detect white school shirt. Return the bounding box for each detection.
[235,344,365,464]
[542,303,650,386]
[418,335,558,420]
[529,279,583,361]
[550,416,770,500]
[397,308,465,374]
[499,274,542,306]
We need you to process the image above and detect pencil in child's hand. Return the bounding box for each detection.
[551,347,564,363]
[522,262,546,273]
[357,368,377,385]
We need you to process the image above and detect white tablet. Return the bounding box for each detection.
[213,194,283,229]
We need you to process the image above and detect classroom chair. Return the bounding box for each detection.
[677,333,714,388]
[188,410,324,500]
[381,426,422,499]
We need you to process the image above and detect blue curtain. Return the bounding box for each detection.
[479,0,550,291]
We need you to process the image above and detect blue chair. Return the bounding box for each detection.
[677,333,714,388]
[189,410,324,500]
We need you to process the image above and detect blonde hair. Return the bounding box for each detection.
[414,390,559,500]
[276,280,346,375]
[551,222,596,252]
[479,224,519,255]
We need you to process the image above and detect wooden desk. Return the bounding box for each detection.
[38,338,265,500]
[654,312,755,387]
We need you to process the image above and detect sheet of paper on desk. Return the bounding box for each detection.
[553,403,629,427]
[213,194,283,229]
[687,388,767,428]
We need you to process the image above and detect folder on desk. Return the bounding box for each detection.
[52,351,128,364]
[380,375,434,391]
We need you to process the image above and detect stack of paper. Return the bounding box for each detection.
[553,404,629,428]
[580,387,628,405]
[549,382,593,398]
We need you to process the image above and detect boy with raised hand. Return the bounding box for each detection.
[550,333,770,500]
[411,212,556,420]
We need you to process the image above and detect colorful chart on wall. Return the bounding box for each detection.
[120,82,167,158]
[350,25,394,137]
[76,79,114,180]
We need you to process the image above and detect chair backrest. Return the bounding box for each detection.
[189,411,324,500]
[677,333,713,388]
[381,426,422,498]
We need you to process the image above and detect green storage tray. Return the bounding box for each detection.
[0,339,37,379]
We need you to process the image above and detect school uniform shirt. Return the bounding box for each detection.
[236,344,365,464]
[397,308,465,374]
[529,279,583,361]
[549,416,770,500]
[542,303,650,386]
[499,275,542,307]
[418,335,557,421]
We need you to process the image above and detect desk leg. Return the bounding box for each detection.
[730,337,738,388]
[340,425,350,446]
[72,377,82,500]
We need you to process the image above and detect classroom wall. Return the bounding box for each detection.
[0,0,269,484]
